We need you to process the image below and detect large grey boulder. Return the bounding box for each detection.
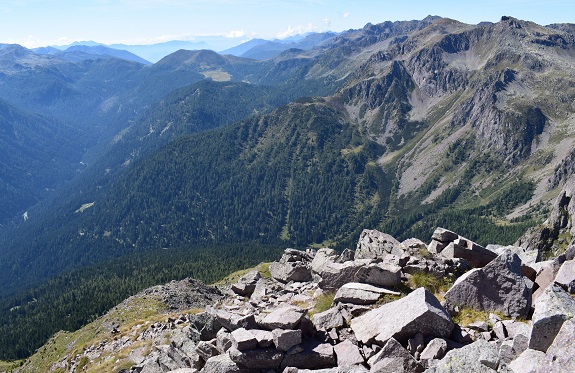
[531,259,563,301]
[350,287,453,345]
[508,349,546,373]
[426,339,500,373]
[228,347,284,370]
[419,338,447,360]
[539,318,575,372]
[444,250,531,318]
[333,283,400,305]
[311,307,345,331]
[269,260,312,283]
[529,284,575,352]
[311,248,339,274]
[259,305,306,330]
[368,337,423,372]
[440,240,497,269]
[317,260,372,291]
[230,270,261,296]
[554,259,575,293]
[356,229,403,259]
[334,339,364,367]
[281,341,336,370]
[230,328,257,351]
[201,354,247,373]
[354,262,402,287]
[273,328,302,352]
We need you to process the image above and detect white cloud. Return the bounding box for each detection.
[226,30,246,38]
[342,11,350,18]
[323,18,331,26]
[276,23,324,39]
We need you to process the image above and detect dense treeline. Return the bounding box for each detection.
[0,243,282,360]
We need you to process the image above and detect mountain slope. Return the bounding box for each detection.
[0,99,85,225]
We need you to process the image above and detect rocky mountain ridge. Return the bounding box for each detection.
[10,177,575,373]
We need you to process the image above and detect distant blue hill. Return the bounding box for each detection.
[34,44,151,64]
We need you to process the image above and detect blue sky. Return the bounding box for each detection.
[1,0,573,49]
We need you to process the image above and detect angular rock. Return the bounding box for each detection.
[311,307,345,331]
[187,312,222,342]
[368,337,423,372]
[529,284,575,352]
[281,341,336,370]
[195,340,219,361]
[432,227,459,243]
[273,328,302,352]
[554,259,575,293]
[508,349,546,373]
[419,338,447,360]
[444,250,531,318]
[334,339,364,367]
[531,259,563,301]
[428,240,447,255]
[317,260,371,291]
[228,347,284,370]
[216,328,233,353]
[269,261,312,283]
[311,248,339,274]
[426,339,499,373]
[353,262,402,287]
[250,329,274,348]
[351,287,453,345]
[356,229,403,259]
[336,249,355,263]
[539,318,575,372]
[259,305,306,330]
[230,328,257,351]
[230,270,261,296]
[333,282,400,305]
[440,240,497,268]
[201,354,247,373]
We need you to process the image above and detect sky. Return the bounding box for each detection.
[0,0,574,49]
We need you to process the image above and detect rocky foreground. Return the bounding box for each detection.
[20,182,575,373]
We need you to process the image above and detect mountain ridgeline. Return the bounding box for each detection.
[1,16,575,360]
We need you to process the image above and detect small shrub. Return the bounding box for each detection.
[257,262,272,279]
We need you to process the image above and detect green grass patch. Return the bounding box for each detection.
[309,292,336,317]
[408,271,453,296]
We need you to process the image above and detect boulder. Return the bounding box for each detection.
[350,287,453,345]
[356,229,403,259]
[554,259,575,293]
[419,338,447,360]
[195,340,219,361]
[368,337,423,372]
[230,270,261,296]
[228,347,284,370]
[539,318,575,372]
[311,248,339,274]
[187,312,222,342]
[259,305,306,330]
[273,328,302,352]
[317,260,371,291]
[333,339,364,367]
[311,307,345,331]
[426,339,499,373]
[353,262,402,287]
[333,283,400,305]
[444,250,531,318]
[431,227,459,243]
[269,261,312,283]
[440,240,497,268]
[216,328,233,353]
[531,259,563,301]
[201,354,247,373]
[508,349,546,373]
[281,341,336,370]
[529,284,575,352]
[249,329,274,348]
[230,328,257,351]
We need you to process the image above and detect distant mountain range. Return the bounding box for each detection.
[29,32,339,63]
[1,15,575,360]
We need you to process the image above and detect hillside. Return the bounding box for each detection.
[0,15,575,362]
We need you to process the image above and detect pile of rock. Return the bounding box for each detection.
[119,221,569,372]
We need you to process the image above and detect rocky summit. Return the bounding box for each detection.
[13,180,575,373]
